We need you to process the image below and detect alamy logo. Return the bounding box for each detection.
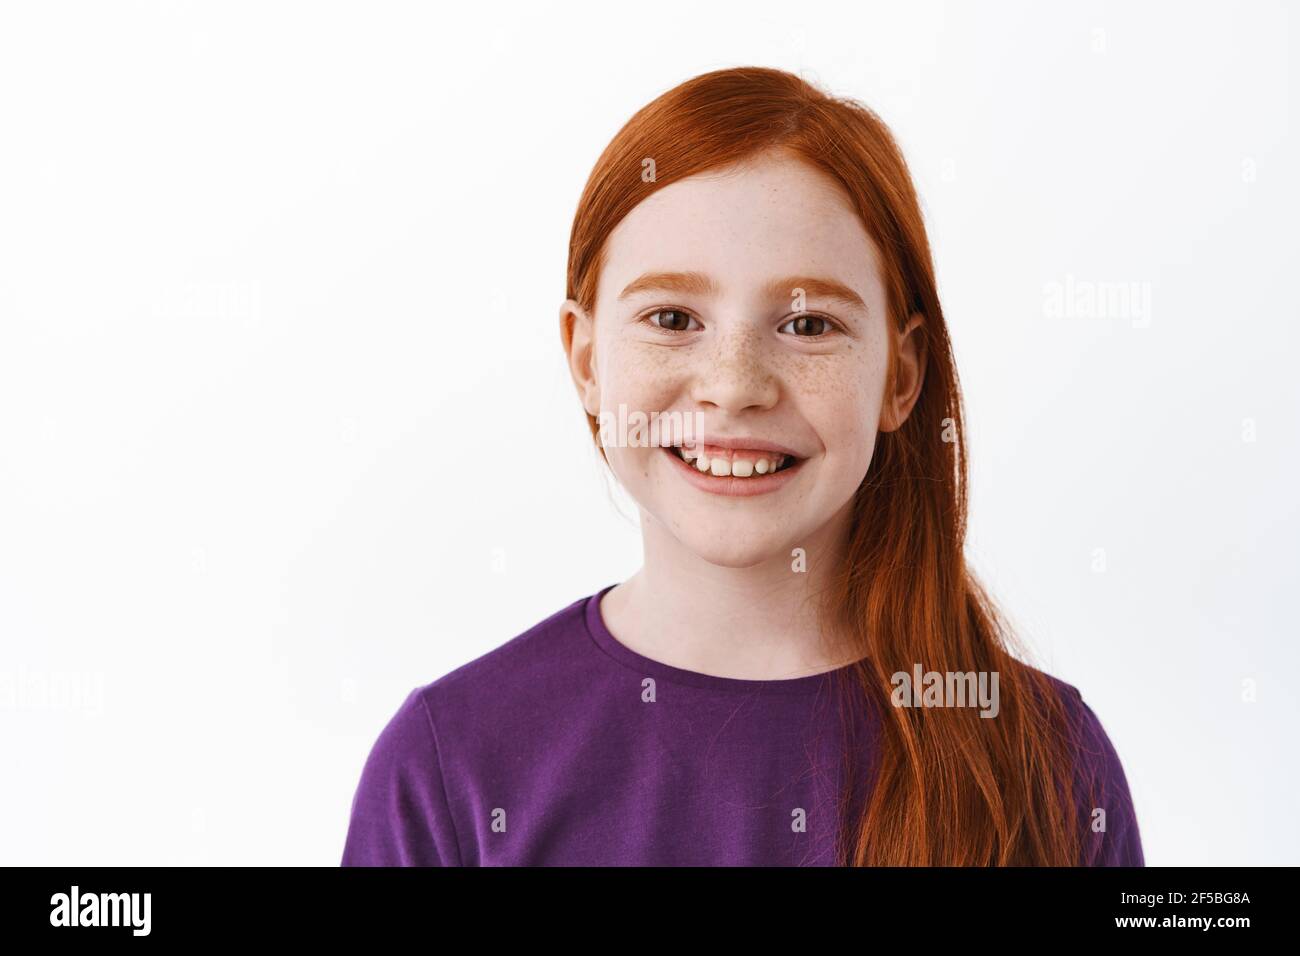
[49,885,151,936]
[595,404,704,449]
[890,664,1000,718]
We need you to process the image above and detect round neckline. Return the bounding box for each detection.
[583,582,863,695]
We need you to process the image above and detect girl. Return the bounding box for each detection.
[341,66,1143,866]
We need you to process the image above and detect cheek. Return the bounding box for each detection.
[789,346,886,417]
[606,445,653,483]
[818,395,880,461]
[598,341,679,405]
[787,349,888,471]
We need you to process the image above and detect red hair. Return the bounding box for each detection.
[565,66,1084,865]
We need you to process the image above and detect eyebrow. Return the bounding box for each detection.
[617,271,867,311]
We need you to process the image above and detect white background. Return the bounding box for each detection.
[1,0,1295,865]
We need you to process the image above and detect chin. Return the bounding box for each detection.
[670,529,791,569]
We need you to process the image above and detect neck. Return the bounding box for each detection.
[601,500,861,680]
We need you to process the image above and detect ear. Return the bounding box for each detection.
[559,298,601,418]
[879,312,927,432]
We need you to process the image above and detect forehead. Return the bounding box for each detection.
[597,151,882,305]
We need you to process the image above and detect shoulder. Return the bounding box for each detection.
[341,682,457,865]
[364,588,603,758]
[417,588,597,719]
[1037,672,1128,781]
[341,588,600,865]
[1034,669,1146,866]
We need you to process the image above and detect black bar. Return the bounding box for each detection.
[0,865,1281,941]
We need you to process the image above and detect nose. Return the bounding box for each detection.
[688,326,779,413]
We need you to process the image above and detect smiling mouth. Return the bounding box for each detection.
[665,444,802,478]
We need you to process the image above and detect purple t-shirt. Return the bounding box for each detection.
[340,584,1144,866]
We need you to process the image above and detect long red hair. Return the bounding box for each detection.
[565,66,1084,865]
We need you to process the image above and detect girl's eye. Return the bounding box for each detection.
[643,308,700,333]
[640,309,840,338]
[779,314,838,337]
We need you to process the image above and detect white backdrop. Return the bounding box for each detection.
[1,0,1295,865]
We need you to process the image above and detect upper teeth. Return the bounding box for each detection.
[676,446,788,477]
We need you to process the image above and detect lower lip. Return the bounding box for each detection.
[661,446,806,497]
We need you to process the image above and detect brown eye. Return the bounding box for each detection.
[781,314,834,336]
[647,309,697,332]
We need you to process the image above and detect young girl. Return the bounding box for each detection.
[341,66,1144,866]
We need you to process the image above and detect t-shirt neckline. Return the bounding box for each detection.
[582,582,862,695]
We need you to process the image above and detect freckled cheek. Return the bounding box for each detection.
[598,344,680,409]
[797,361,883,468]
[593,345,675,479]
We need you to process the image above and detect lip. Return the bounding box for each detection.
[678,435,803,458]
[660,444,806,497]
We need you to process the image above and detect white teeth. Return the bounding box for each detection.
[675,447,789,478]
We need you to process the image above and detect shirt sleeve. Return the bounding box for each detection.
[1066,688,1145,867]
[340,685,463,866]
